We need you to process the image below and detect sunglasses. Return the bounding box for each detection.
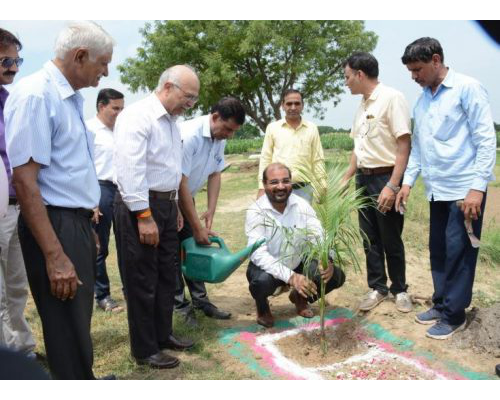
[1,57,23,69]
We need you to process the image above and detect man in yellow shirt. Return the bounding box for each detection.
[342,52,412,314]
[257,89,326,203]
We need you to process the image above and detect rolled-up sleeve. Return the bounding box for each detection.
[114,113,149,211]
[5,94,52,168]
[462,83,497,192]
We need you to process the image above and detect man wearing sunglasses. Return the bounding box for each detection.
[0,28,37,361]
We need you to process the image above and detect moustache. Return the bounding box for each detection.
[2,71,16,76]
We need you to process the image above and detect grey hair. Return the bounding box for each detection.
[54,21,115,61]
[155,64,197,92]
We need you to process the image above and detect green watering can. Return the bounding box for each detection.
[181,236,265,283]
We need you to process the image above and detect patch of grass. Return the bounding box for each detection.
[225,138,263,155]
[480,225,500,266]
[321,132,354,151]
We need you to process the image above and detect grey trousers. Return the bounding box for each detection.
[0,205,35,354]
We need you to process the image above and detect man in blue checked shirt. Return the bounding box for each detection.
[396,37,497,340]
[176,97,245,326]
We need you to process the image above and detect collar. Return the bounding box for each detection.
[151,93,177,121]
[363,82,382,104]
[280,118,308,129]
[91,116,112,132]
[440,68,454,88]
[258,192,300,215]
[44,61,78,101]
[0,86,8,107]
[202,114,212,139]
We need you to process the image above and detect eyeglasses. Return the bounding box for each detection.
[0,57,23,69]
[266,178,292,186]
[172,83,198,103]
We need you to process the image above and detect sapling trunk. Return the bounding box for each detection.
[319,260,327,355]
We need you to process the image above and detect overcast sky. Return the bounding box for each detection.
[2,7,499,130]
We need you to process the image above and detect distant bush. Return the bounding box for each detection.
[225,137,264,155]
[235,123,261,139]
[321,132,354,151]
[318,126,335,135]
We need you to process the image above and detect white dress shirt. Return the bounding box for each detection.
[245,193,323,283]
[113,93,182,211]
[180,115,225,197]
[86,116,114,182]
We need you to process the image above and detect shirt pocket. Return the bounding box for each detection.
[434,99,463,141]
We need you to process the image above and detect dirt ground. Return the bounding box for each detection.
[206,186,500,379]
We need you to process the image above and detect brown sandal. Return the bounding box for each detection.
[289,290,314,318]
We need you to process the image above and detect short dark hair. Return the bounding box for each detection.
[210,96,246,125]
[343,52,379,79]
[262,163,292,183]
[0,28,22,51]
[96,88,124,111]
[282,89,303,103]
[401,37,444,65]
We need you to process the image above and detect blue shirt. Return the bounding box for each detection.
[180,115,225,197]
[4,61,100,209]
[402,69,496,201]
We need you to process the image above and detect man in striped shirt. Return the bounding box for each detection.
[5,21,114,380]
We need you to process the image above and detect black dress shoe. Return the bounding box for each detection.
[202,305,232,320]
[136,351,180,369]
[161,334,195,351]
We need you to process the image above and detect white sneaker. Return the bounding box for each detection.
[395,292,413,313]
[359,290,387,311]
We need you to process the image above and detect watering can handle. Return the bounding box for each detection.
[208,236,228,250]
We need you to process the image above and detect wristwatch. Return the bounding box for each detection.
[386,181,400,194]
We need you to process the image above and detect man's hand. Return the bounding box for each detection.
[199,210,215,230]
[288,273,317,299]
[138,216,159,247]
[377,186,396,213]
[193,226,218,246]
[395,184,411,213]
[91,207,102,224]
[177,210,184,232]
[46,251,83,301]
[461,189,484,220]
[320,261,334,283]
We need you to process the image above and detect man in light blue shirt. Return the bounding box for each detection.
[396,37,496,340]
[5,21,114,379]
[177,97,245,326]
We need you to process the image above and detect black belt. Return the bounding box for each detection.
[292,182,308,190]
[358,166,394,176]
[149,190,177,201]
[8,197,18,205]
[46,205,94,219]
[98,180,117,188]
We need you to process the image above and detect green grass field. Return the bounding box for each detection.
[24,148,500,379]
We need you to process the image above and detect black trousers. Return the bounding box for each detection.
[246,260,346,312]
[18,208,96,380]
[113,194,178,359]
[356,172,407,296]
[174,218,213,314]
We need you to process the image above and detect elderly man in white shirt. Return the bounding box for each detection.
[86,88,124,313]
[245,163,346,328]
[176,97,245,326]
[113,65,199,370]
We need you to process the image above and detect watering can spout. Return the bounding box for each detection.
[233,238,266,264]
[181,236,265,283]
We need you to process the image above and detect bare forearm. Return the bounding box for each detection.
[389,135,411,186]
[178,176,202,230]
[343,152,358,181]
[206,173,221,214]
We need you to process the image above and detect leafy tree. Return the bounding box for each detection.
[318,126,335,135]
[118,21,377,131]
[235,123,261,139]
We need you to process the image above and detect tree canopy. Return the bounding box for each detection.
[118,21,377,131]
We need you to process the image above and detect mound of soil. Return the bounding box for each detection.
[451,303,500,357]
[277,319,365,367]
